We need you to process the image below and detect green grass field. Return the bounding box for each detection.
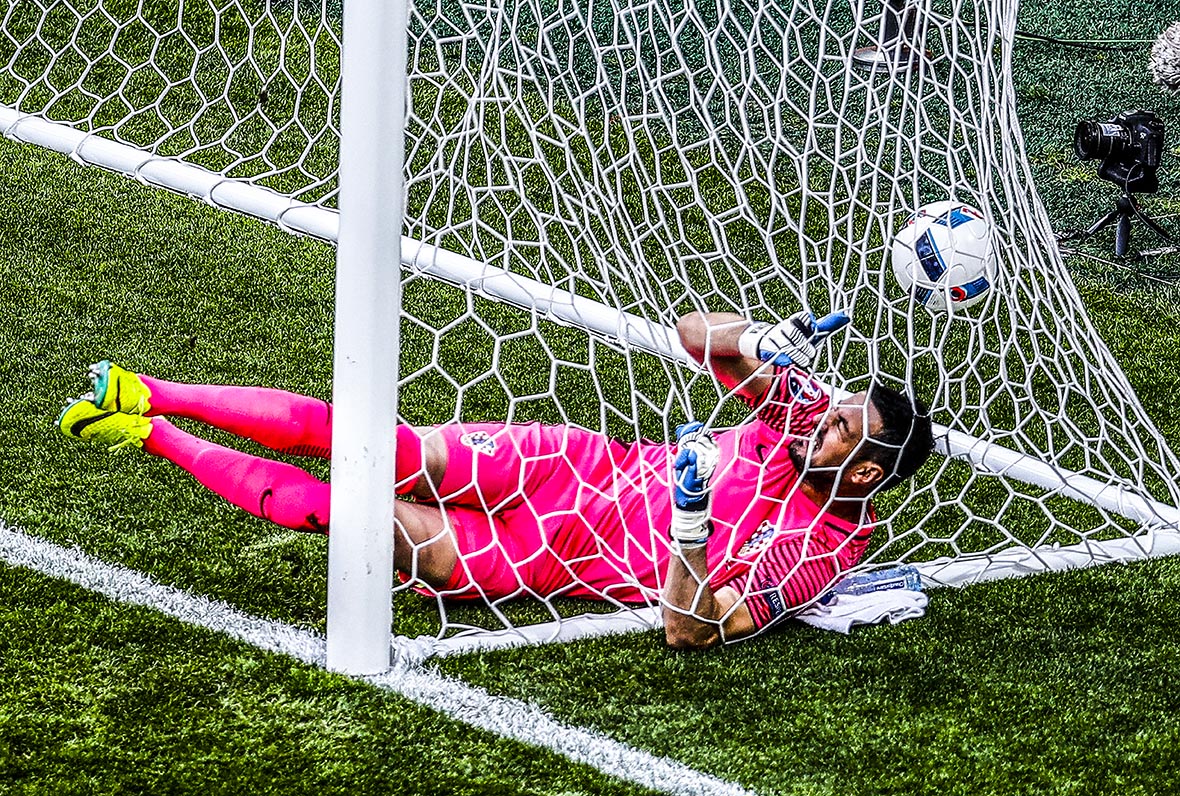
[4,1,1180,794]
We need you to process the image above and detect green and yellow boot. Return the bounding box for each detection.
[56,394,152,451]
[88,360,152,415]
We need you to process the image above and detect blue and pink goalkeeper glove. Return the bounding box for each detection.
[671,421,720,550]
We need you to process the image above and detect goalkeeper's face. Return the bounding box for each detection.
[789,393,885,492]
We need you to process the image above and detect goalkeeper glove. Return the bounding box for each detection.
[671,421,720,549]
[737,310,851,370]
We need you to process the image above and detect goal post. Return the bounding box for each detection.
[4,0,1180,657]
[325,0,406,675]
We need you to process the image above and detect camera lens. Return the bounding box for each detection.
[1074,122,1099,159]
[1074,120,1129,160]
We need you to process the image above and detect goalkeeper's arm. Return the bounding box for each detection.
[677,309,847,403]
[662,423,756,649]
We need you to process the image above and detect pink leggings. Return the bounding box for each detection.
[138,376,423,533]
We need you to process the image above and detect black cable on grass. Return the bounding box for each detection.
[1059,246,1180,284]
[1014,29,1153,51]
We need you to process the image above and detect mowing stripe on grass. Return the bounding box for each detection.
[0,521,755,796]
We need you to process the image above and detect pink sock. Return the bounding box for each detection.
[140,376,332,457]
[144,419,331,533]
[139,375,427,495]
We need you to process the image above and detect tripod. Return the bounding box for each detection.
[850,0,924,73]
[1064,193,1173,257]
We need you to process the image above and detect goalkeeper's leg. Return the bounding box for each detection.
[146,420,461,586]
[58,402,459,584]
[143,418,332,533]
[141,418,462,585]
[90,365,433,495]
[122,371,336,457]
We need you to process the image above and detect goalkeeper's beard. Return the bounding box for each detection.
[788,437,837,494]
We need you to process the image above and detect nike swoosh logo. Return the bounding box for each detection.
[70,411,116,437]
[259,488,274,520]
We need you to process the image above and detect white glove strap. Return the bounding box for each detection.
[670,537,708,555]
[671,505,711,545]
[737,322,770,361]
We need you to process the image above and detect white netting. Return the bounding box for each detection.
[5,0,1180,649]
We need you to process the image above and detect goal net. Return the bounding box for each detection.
[5,0,1180,657]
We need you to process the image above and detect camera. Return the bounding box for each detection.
[1074,109,1166,193]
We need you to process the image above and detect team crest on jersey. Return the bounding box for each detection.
[738,520,779,558]
[786,371,823,405]
[459,430,497,456]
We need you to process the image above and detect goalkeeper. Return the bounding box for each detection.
[58,310,934,648]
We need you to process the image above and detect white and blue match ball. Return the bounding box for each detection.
[890,200,998,312]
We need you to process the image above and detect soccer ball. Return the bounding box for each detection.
[890,201,997,311]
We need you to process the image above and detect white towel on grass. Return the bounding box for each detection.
[796,589,928,634]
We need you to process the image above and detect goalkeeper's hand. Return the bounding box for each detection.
[737,310,850,370]
[671,422,720,549]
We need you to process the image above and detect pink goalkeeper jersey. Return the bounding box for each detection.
[429,367,874,632]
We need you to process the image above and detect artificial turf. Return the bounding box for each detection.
[1,2,1180,794]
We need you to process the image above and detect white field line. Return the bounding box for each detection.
[0,521,755,796]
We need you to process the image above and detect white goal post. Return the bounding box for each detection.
[4,0,1180,665]
[326,0,404,674]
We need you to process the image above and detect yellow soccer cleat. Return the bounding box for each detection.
[56,395,153,451]
[88,360,152,415]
